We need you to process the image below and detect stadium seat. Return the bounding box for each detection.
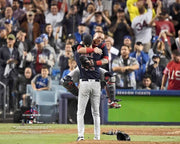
[52,80,59,85]
[26,84,68,105]
[33,91,56,105]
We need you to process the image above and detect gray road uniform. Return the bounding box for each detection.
[75,55,102,140]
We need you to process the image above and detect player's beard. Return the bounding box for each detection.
[94,39,101,45]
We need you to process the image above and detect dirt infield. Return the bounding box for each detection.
[69,127,180,144]
[1,125,180,144]
[4,127,180,136]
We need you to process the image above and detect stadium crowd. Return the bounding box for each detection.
[0,0,180,113]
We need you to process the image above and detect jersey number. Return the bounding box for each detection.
[169,70,180,80]
[136,21,148,31]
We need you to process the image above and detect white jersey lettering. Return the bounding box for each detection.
[175,71,180,80]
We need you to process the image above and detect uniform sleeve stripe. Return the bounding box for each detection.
[77,45,82,50]
[96,60,102,66]
[101,43,106,48]
[103,56,109,60]
[86,48,94,53]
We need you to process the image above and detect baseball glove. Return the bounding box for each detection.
[79,55,95,69]
[116,131,130,141]
[102,130,130,141]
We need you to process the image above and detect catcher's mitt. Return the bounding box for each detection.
[79,55,95,69]
[116,131,130,141]
[102,130,130,141]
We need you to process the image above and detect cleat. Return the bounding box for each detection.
[114,99,122,102]
[108,101,121,109]
[94,137,100,140]
[76,136,84,141]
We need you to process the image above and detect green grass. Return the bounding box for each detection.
[1,133,180,144]
[0,134,76,144]
[109,96,180,122]
[0,124,180,144]
[1,124,180,132]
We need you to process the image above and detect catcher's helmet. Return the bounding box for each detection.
[83,34,92,47]
[116,131,130,141]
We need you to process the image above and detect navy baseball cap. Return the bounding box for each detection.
[67,33,75,39]
[83,34,92,47]
[5,19,13,24]
[40,33,48,41]
[152,35,162,43]
[124,35,131,40]
[152,54,160,59]
[35,37,43,44]
[135,41,143,46]
[95,11,102,16]
[79,23,86,26]
[117,9,124,13]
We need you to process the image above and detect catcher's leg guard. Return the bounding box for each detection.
[62,76,79,96]
[104,72,121,108]
[104,72,116,102]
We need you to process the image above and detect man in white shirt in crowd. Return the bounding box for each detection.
[45,2,64,37]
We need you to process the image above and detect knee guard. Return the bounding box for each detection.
[62,76,79,96]
[104,72,116,102]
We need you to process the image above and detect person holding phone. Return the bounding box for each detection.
[149,10,175,46]
[109,9,132,51]
[152,32,172,68]
[146,54,164,88]
[84,11,111,36]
